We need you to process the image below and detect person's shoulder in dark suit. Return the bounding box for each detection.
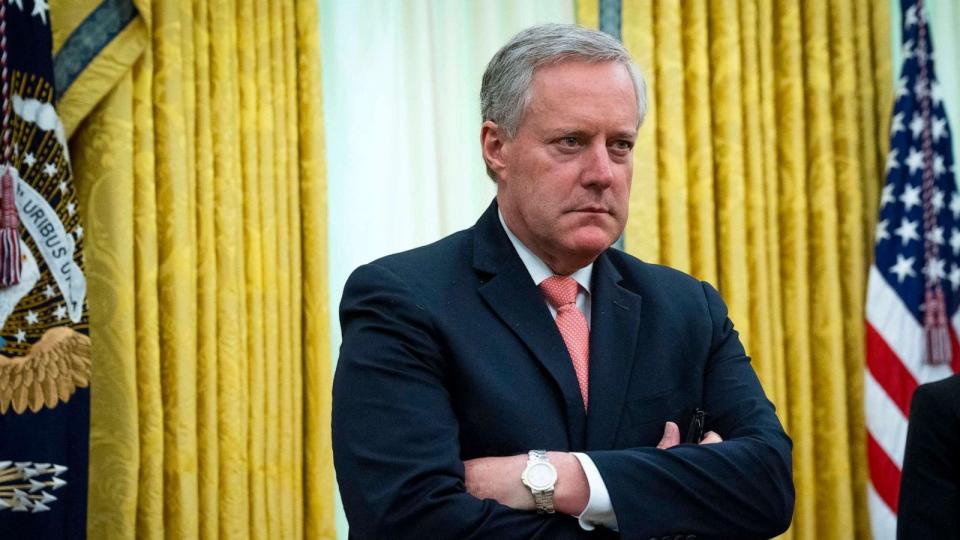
[604,247,706,297]
[897,372,960,539]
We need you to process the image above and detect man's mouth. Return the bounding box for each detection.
[572,206,610,214]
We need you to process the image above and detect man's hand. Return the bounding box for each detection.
[463,452,589,515]
[656,421,723,449]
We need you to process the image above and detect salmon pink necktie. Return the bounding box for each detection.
[539,276,590,410]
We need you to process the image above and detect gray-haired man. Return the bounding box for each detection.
[333,24,794,539]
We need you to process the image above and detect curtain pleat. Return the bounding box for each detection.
[802,0,856,533]
[153,2,202,537]
[72,0,331,537]
[598,1,892,537]
[654,0,690,273]
[193,2,220,538]
[208,0,250,536]
[73,72,141,539]
[773,1,817,537]
[757,0,788,413]
[740,0,776,400]
[133,45,165,540]
[710,0,752,352]
[828,1,871,537]
[234,0,269,536]
[622,1,659,262]
[297,0,335,533]
[683,0,718,286]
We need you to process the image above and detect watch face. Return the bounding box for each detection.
[526,462,556,490]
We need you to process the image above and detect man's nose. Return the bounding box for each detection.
[581,143,615,188]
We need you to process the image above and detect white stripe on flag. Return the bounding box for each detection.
[866,265,955,385]
[864,370,909,468]
[868,482,897,540]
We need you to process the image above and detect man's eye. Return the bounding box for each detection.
[610,140,634,153]
[558,137,579,147]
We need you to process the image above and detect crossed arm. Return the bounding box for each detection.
[463,423,723,517]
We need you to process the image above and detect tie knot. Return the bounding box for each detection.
[539,276,579,309]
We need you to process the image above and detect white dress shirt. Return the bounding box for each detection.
[498,211,619,532]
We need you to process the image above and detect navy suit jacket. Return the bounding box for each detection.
[897,372,960,539]
[332,201,794,539]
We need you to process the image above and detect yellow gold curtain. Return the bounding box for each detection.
[54,0,333,537]
[579,1,892,538]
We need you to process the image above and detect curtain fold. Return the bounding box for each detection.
[594,1,893,538]
[72,69,141,539]
[295,0,334,535]
[68,0,332,537]
[621,1,660,263]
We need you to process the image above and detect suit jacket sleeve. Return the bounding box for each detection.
[897,377,960,538]
[586,282,794,539]
[332,263,611,540]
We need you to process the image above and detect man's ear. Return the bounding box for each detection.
[481,121,508,178]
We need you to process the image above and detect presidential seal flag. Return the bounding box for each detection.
[0,0,91,538]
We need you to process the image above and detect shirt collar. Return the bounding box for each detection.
[498,209,593,294]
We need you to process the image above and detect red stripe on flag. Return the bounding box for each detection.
[951,326,960,373]
[866,322,918,417]
[867,431,901,514]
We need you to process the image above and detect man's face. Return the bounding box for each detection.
[484,60,637,275]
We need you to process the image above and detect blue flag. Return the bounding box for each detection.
[0,0,91,538]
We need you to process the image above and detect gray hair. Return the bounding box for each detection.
[480,23,647,140]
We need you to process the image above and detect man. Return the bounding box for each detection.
[333,24,794,539]
[897,372,960,538]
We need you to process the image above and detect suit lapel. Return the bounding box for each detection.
[585,252,643,449]
[473,202,587,449]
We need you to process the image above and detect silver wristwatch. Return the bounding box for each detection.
[521,449,557,513]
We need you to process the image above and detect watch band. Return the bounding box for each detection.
[529,449,548,462]
[532,488,555,513]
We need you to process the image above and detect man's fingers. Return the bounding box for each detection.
[699,431,723,445]
[657,421,681,449]
[658,423,722,448]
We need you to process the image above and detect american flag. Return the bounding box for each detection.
[865,0,960,537]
